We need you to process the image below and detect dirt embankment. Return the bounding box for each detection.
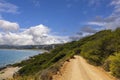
[53,56,116,80]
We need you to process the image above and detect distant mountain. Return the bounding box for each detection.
[0,44,62,50]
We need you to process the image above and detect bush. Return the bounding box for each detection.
[103,59,111,71]
[51,53,66,63]
[81,40,103,65]
[109,53,120,78]
[14,28,120,79]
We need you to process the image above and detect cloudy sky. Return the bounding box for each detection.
[0,0,119,45]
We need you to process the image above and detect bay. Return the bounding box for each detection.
[0,49,44,67]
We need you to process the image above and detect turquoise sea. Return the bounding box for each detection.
[0,49,43,68]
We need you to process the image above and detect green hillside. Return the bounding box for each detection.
[13,28,120,80]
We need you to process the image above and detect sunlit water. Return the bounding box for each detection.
[0,49,44,68]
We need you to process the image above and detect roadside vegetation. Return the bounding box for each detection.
[12,28,120,80]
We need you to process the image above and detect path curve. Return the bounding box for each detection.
[53,56,116,80]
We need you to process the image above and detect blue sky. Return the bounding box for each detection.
[0,0,119,45]
[2,0,112,35]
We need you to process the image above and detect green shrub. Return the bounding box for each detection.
[109,53,120,78]
[103,59,111,71]
[51,53,66,63]
[14,28,120,79]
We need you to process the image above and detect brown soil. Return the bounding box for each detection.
[52,56,116,80]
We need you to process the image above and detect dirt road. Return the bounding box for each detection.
[53,56,116,80]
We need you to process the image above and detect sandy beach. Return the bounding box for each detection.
[0,67,20,80]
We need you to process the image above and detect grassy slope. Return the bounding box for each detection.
[13,28,120,80]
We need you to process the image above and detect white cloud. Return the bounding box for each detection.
[0,0,19,19]
[22,24,69,45]
[23,25,50,37]
[80,26,98,33]
[0,0,18,14]
[88,22,105,26]
[0,23,69,45]
[2,32,34,45]
[0,20,19,31]
[88,0,120,30]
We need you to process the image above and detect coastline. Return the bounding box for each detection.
[0,48,48,51]
[0,49,48,79]
[0,66,21,80]
[0,49,47,68]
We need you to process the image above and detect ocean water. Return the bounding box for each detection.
[0,49,43,68]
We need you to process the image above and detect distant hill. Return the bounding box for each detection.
[0,44,62,50]
[12,28,120,80]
